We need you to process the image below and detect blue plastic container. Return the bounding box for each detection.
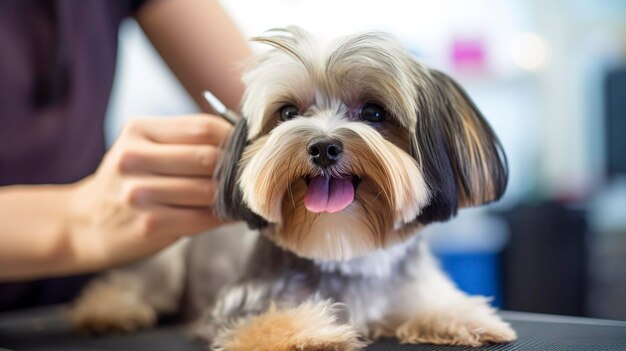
[426,211,509,308]
[436,251,502,307]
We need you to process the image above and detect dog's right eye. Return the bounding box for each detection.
[280,105,299,121]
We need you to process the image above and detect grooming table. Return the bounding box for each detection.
[0,306,625,350]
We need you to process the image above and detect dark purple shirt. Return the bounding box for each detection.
[0,0,148,310]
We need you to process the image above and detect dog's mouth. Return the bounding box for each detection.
[303,175,361,213]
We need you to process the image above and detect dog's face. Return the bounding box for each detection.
[217,27,507,261]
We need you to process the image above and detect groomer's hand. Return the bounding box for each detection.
[68,115,232,269]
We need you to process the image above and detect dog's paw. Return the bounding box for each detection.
[396,297,517,347]
[214,301,365,351]
[67,279,156,334]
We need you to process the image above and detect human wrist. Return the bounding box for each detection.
[62,177,103,274]
[42,182,87,277]
[0,183,84,280]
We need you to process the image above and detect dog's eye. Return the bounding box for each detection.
[360,103,386,123]
[280,105,300,121]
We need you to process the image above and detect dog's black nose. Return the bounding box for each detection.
[307,138,343,168]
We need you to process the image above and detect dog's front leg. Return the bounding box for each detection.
[196,283,364,351]
[214,301,364,351]
[68,239,188,333]
[388,245,516,346]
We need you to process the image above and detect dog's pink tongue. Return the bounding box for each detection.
[304,175,354,213]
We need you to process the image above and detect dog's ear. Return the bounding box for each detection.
[412,69,508,224]
[214,119,269,229]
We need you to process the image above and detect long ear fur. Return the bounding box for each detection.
[414,69,508,224]
[214,119,268,229]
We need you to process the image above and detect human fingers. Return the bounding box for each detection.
[128,176,217,208]
[146,205,223,238]
[120,143,221,177]
[125,115,232,145]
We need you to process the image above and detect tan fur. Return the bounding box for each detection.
[362,245,517,347]
[238,113,428,261]
[68,274,156,333]
[396,307,517,347]
[216,301,365,351]
[279,179,394,260]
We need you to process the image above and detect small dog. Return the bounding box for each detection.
[70,27,516,350]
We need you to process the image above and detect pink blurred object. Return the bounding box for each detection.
[451,37,488,74]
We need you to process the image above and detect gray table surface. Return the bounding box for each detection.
[1,306,625,350]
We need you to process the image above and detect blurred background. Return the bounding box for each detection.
[105,0,626,320]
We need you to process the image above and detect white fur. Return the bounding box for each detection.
[315,233,421,277]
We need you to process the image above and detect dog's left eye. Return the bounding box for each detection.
[280,105,300,121]
[360,103,386,123]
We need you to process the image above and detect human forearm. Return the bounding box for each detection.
[136,0,251,112]
[0,184,77,280]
